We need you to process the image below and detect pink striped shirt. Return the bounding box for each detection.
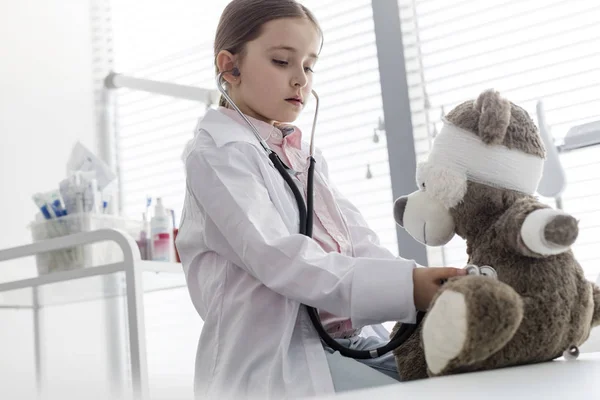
[218,107,360,338]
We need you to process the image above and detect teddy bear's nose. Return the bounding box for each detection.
[394,196,408,227]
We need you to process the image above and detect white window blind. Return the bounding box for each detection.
[399,0,600,280]
[111,0,229,221]
[112,0,399,255]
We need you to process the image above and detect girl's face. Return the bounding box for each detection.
[222,17,321,124]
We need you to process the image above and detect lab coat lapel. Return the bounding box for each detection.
[196,109,302,236]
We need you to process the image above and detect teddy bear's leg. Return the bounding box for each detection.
[391,322,428,381]
[422,275,524,377]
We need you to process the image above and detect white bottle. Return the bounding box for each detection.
[150,197,171,261]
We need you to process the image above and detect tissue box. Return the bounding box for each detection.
[29,213,142,275]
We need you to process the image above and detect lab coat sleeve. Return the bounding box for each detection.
[317,149,410,261]
[184,144,418,327]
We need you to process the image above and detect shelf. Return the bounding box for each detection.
[0,229,188,398]
[0,261,185,309]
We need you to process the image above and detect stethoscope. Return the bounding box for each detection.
[216,68,424,359]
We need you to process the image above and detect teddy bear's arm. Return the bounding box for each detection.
[494,199,578,258]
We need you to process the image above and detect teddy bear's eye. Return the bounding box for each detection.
[421,182,426,190]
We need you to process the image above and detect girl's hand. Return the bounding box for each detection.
[412,267,467,311]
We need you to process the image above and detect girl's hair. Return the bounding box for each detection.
[214,0,323,107]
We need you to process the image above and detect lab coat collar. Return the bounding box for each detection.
[194,108,264,150]
[197,107,296,150]
[196,108,304,150]
[218,106,277,143]
[217,107,303,151]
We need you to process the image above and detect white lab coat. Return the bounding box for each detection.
[176,109,418,399]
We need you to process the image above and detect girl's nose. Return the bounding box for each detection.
[292,70,308,88]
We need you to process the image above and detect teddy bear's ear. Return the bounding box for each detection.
[474,89,511,145]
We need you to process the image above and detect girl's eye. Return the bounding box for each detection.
[273,59,314,73]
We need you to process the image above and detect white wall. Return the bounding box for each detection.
[0,0,98,274]
[0,0,98,398]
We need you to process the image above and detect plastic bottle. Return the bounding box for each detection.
[150,198,171,261]
[153,233,171,262]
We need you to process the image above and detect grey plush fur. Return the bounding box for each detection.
[392,89,600,381]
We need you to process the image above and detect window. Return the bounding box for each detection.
[110,0,230,222]
[399,0,600,280]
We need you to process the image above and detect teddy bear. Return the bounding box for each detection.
[390,89,600,381]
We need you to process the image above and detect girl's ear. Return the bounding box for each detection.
[216,50,239,86]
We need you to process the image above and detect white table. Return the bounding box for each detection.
[316,352,600,399]
[0,229,186,400]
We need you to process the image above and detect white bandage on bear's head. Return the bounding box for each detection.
[423,120,545,200]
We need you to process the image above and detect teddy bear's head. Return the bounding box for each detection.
[394,89,547,245]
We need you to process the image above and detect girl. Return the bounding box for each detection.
[176,0,465,398]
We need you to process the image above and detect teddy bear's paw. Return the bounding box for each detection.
[422,290,468,375]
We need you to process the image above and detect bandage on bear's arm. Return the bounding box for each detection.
[493,198,578,258]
